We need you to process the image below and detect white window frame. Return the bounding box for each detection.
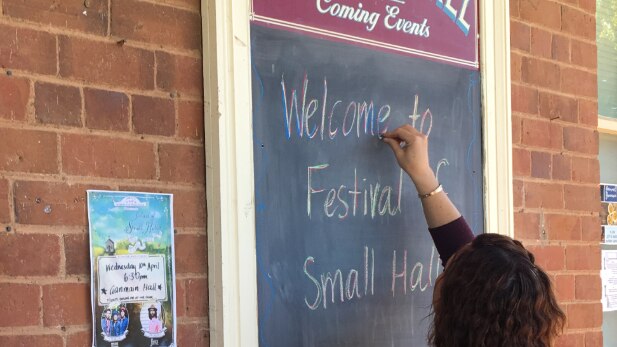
[202,1,513,345]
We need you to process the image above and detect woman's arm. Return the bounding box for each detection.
[382,125,461,228]
[382,125,474,265]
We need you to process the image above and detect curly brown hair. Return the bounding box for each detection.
[428,234,566,347]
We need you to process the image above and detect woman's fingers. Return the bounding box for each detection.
[383,125,424,144]
[382,137,404,158]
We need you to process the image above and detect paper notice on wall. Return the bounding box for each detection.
[602,250,617,311]
[603,225,617,244]
[97,255,167,305]
[88,191,177,347]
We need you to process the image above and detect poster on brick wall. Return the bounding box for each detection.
[87,190,177,347]
[602,250,617,312]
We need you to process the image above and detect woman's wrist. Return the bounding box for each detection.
[408,168,439,195]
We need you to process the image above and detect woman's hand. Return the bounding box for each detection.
[382,125,433,185]
[382,124,461,228]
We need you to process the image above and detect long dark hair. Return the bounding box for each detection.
[428,234,566,347]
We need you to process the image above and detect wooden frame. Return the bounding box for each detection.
[599,116,617,135]
[202,0,513,345]
[479,1,514,237]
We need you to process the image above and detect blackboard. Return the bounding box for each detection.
[251,24,483,347]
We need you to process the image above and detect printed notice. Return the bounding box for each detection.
[602,250,617,312]
[98,255,167,305]
[604,226,617,245]
[88,191,177,347]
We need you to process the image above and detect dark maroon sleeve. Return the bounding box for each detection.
[429,216,475,267]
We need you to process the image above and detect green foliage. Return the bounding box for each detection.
[598,0,617,46]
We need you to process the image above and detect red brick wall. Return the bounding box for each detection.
[0,1,208,346]
[511,0,602,345]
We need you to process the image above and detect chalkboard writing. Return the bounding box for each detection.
[251,24,483,347]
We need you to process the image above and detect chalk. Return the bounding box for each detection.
[378,134,384,140]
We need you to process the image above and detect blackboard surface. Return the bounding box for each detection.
[251,24,483,347]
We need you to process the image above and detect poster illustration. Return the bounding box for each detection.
[88,190,177,347]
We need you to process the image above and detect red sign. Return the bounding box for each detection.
[251,0,478,69]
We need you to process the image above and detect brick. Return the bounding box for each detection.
[567,303,602,329]
[175,234,207,273]
[530,27,551,58]
[525,245,565,271]
[546,214,581,240]
[3,0,108,35]
[85,88,129,131]
[549,122,563,150]
[581,215,601,242]
[186,278,208,317]
[564,184,600,212]
[0,335,63,347]
[578,99,598,127]
[552,153,571,181]
[524,181,563,209]
[0,74,29,121]
[511,52,522,82]
[159,144,205,184]
[521,56,561,89]
[563,127,598,155]
[575,274,601,300]
[554,333,584,347]
[0,234,61,276]
[554,274,575,302]
[552,34,570,63]
[132,95,175,136]
[519,0,561,30]
[579,0,596,13]
[0,283,40,327]
[177,323,209,347]
[510,20,530,52]
[0,128,58,174]
[61,134,156,179]
[510,0,519,18]
[566,245,601,271]
[521,118,551,148]
[531,151,552,179]
[43,283,91,326]
[14,181,104,226]
[64,233,89,275]
[59,36,154,90]
[585,331,603,347]
[111,0,201,51]
[156,51,204,97]
[0,23,57,75]
[561,6,595,41]
[512,114,522,144]
[176,279,186,317]
[178,101,205,140]
[34,82,82,127]
[571,40,596,70]
[511,84,538,115]
[514,211,540,239]
[159,0,201,11]
[67,330,91,347]
[571,157,599,183]
[562,68,597,98]
[0,179,9,223]
[539,92,578,123]
[513,179,524,208]
[513,148,530,177]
